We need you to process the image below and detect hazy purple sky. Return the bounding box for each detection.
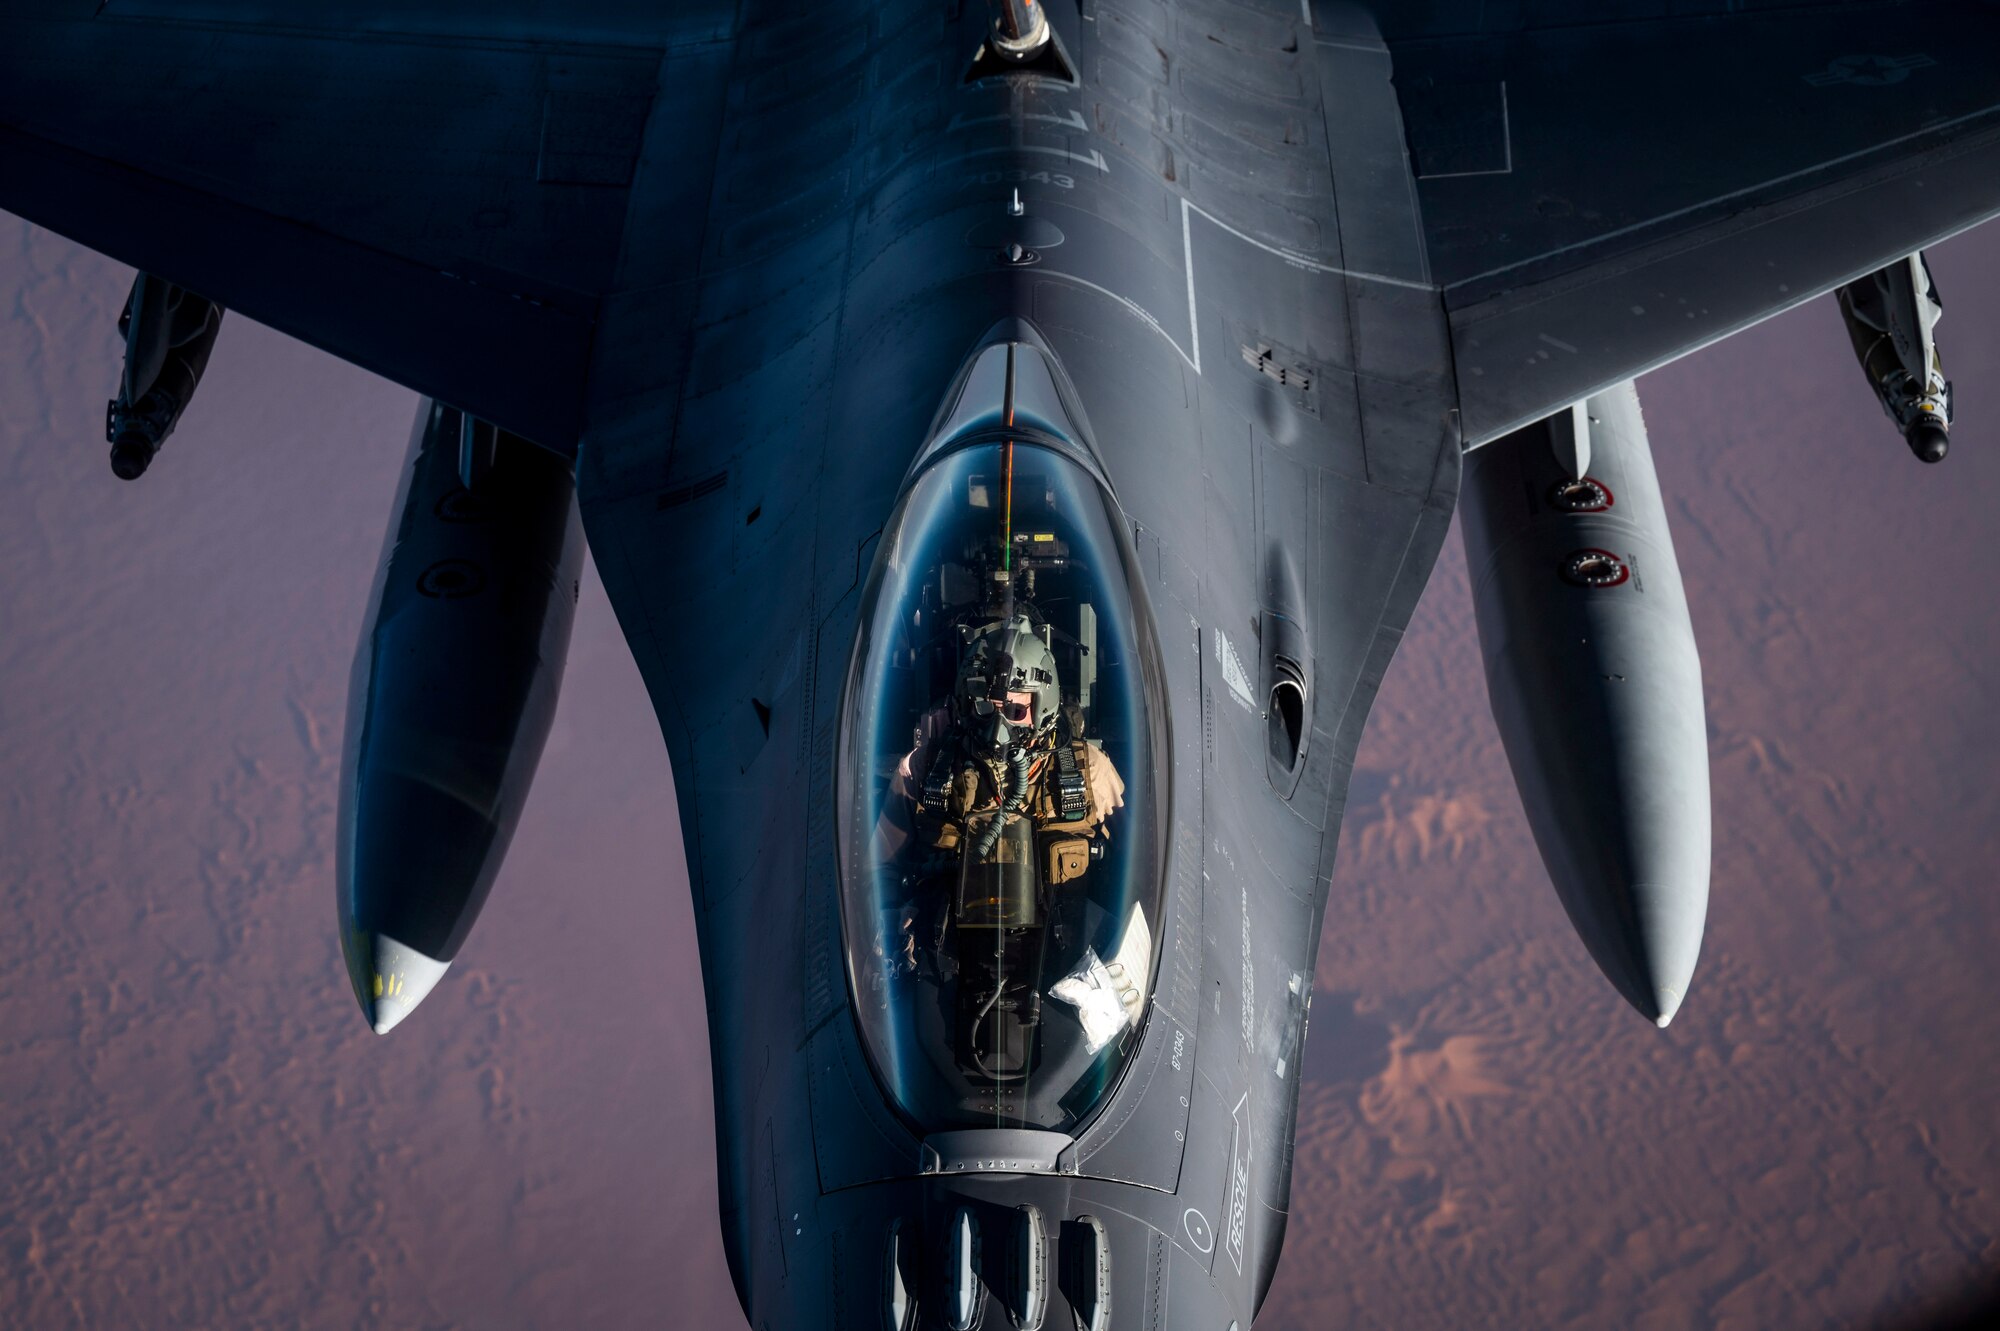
[2,212,1996,1330]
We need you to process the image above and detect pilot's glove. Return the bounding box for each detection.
[1083,740,1126,823]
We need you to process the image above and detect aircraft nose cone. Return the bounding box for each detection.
[344,932,450,1035]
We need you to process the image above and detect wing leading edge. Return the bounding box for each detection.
[1362,0,2000,444]
[0,3,735,452]
[10,2,2000,456]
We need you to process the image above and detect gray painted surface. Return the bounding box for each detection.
[1462,382,1709,1029]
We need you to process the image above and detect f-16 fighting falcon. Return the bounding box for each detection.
[6,0,2000,1326]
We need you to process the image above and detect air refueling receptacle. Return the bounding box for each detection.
[1835,252,1953,463]
[989,0,1050,61]
[105,272,223,480]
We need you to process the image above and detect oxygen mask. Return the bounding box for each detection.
[969,691,1033,756]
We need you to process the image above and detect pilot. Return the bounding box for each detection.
[878,613,1125,1080]
[892,614,1124,873]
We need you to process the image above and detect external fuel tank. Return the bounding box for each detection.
[337,401,583,1033]
[1460,381,1710,1027]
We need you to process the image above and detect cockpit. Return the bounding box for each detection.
[838,363,1167,1134]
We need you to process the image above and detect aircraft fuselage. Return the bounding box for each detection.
[576,2,1457,1326]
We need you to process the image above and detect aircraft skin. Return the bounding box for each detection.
[576,7,1456,1319]
[8,0,2000,1328]
[573,7,1454,1326]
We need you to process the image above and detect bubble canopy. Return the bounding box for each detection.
[837,436,1168,1134]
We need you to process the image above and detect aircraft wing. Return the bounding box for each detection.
[0,1,736,452]
[11,1,2000,455]
[1357,1,2000,445]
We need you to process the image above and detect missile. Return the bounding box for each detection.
[1835,252,1953,463]
[337,401,583,1033]
[105,273,223,479]
[1460,381,1710,1027]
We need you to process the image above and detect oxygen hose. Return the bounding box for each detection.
[971,747,1033,860]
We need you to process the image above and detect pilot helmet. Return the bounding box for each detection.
[956,615,1061,755]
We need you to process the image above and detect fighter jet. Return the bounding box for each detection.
[6,0,2000,1326]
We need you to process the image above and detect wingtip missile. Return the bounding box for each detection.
[1837,253,1955,465]
[1908,419,1950,463]
[104,273,222,480]
[108,429,156,480]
